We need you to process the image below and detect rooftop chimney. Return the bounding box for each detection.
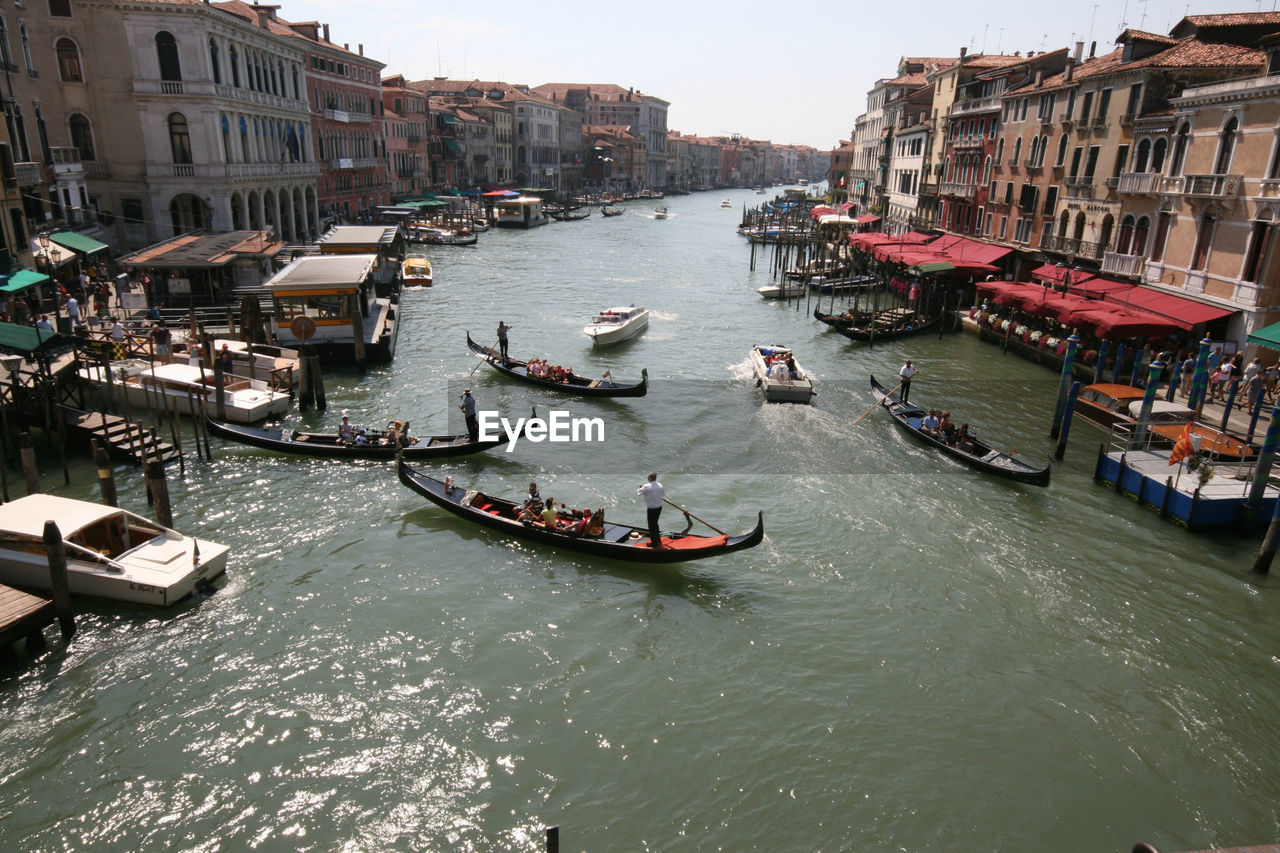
[959,46,968,64]
[358,44,364,56]
[1074,41,1084,62]
[1089,41,1096,58]
[323,23,330,42]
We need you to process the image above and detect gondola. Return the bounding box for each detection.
[600,206,624,217]
[813,307,871,329]
[397,459,764,563]
[869,376,1050,486]
[549,209,590,222]
[834,309,942,342]
[206,415,521,460]
[466,332,648,397]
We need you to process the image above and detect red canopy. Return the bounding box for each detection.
[979,282,1050,308]
[853,213,880,224]
[1068,280,1235,329]
[1073,307,1180,338]
[1031,264,1097,287]
[810,206,835,219]
[929,234,1013,265]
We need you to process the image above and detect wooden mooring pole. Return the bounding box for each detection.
[41,520,75,640]
[93,440,118,507]
[19,432,38,495]
[145,458,173,528]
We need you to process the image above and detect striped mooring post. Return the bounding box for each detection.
[1050,333,1080,440]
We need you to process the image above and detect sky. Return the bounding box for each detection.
[287,0,1275,150]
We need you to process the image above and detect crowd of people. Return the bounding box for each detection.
[513,482,605,537]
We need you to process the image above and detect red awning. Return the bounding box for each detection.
[836,202,855,213]
[853,213,880,224]
[1030,263,1097,287]
[1067,280,1236,330]
[932,235,1013,265]
[978,282,1049,308]
[851,231,932,252]
[809,206,835,219]
[1073,307,1180,338]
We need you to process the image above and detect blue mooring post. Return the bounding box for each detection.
[1050,333,1080,439]
[1129,349,1146,387]
[1134,359,1166,446]
[1187,336,1213,413]
[1094,339,1109,384]
[1112,342,1126,384]
[1055,381,1081,460]
[1248,386,1267,444]
[1166,370,1180,402]
[1220,379,1240,433]
[1246,400,1280,510]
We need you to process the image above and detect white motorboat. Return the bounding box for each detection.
[653,207,668,220]
[583,305,649,346]
[81,360,292,423]
[720,199,733,208]
[0,494,229,606]
[757,282,808,299]
[402,253,433,287]
[212,339,300,390]
[749,344,815,403]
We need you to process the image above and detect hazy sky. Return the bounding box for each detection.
[289,0,1273,150]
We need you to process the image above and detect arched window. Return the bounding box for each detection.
[1058,210,1070,237]
[208,38,220,85]
[68,113,94,160]
[156,31,181,81]
[982,155,992,185]
[995,137,1004,165]
[1133,216,1151,256]
[1056,133,1068,167]
[1133,139,1150,173]
[168,112,192,163]
[1170,123,1190,176]
[220,113,232,163]
[1073,211,1086,241]
[1214,116,1238,174]
[1191,214,1215,270]
[1012,137,1023,164]
[1028,136,1039,166]
[18,20,32,73]
[291,65,299,100]
[277,61,285,96]
[55,37,81,82]
[0,15,12,70]
[1242,211,1274,283]
[1117,214,1135,254]
[229,45,240,87]
[1099,214,1114,251]
[1152,137,1167,172]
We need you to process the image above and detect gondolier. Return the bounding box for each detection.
[637,472,665,548]
[460,388,479,442]
[497,321,511,363]
[899,359,919,403]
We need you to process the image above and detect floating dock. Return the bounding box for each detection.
[1094,446,1279,530]
[0,583,55,652]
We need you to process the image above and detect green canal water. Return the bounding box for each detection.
[1,190,1277,851]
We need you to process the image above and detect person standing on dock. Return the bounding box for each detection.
[637,472,666,548]
[497,321,512,363]
[899,359,919,404]
[460,388,478,442]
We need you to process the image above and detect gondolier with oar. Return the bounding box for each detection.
[637,472,666,549]
[460,388,479,442]
[497,320,512,364]
[899,359,919,404]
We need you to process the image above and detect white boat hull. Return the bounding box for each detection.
[750,346,815,403]
[583,314,649,346]
[82,362,292,424]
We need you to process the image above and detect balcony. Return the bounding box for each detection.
[950,95,1001,115]
[1104,177,1119,190]
[1102,251,1146,278]
[1177,173,1242,199]
[1119,113,1135,127]
[323,108,350,122]
[1040,234,1104,259]
[953,137,984,151]
[939,181,975,199]
[1116,172,1161,194]
[1091,115,1107,129]
[328,158,379,170]
[85,162,110,179]
[14,161,41,186]
[50,147,83,178]
[226,162,319,179]
[1063,177,1095,199]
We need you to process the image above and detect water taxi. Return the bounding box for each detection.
[583,306,649,346]
[750,345,814,403]
[495,196,549,228]
[402,253,433,287]
[81,360,292,423]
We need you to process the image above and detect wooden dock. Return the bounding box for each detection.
[62,407,180,465]
[0,583,55,652]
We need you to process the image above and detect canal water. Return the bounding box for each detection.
[2,190,1278,851]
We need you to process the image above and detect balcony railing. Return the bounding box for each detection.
[1102,251,1147,277]
[1104,177,1119,190]
[939,181,975,199]
[950,95,1001,115]
[173,164,194,177]
[953,137,984,151]
[1177,173,1242,199]
[1040,234,1104,259]
[50,146,84,177]
[14,161,41,186]
[1117,172,1161,194]
[323,108,350,122]
[85,162,110,179]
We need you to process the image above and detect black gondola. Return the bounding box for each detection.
[600,206,625,217]
[466,332,648,397]
[813,307,871,329]
[869,376,1050,486]
[549,209,590,221]
[834,310,942,342]
[397,459,765,563]
[206,416,520,460]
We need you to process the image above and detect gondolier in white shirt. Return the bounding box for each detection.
[459,389,479,442]
[899,359,919,404]
[637,472,666,548]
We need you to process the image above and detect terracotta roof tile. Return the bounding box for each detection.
[1127,39,1266,69]
[1181,11,1280,27]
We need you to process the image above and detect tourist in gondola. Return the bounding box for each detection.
[637,472,666,548]
[338,415,356,443]
[920,409,940,434]
[521,482,541,510]
[218,343,234,375]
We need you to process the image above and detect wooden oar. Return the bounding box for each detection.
[663,498,727,535]
[847,382,900,427]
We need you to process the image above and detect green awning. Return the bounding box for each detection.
[50,231,109,257]
[910,261,955,274]
[0,321,80,358]
[442,138,463,154]
[439,114,458,125]
[1248,319,1280,351]
[0,269,50,294]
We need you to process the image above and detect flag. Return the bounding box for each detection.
[1169,422,1194,466]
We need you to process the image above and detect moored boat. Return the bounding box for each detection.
[583,305,649,346]
[495,196,549,228]
[757,282,808,299]
[397,460,764,564]
[834,309,942,342]
[749,345,815,403]
[869,375,1050,486]
[80,360,292,423]
[467,333,648,397]
[211,339,300,389]
[206,415,525,459]
[0,494,229,606]
[402,253,433,287]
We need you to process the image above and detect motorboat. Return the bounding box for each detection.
[81,360,292,423]
[749,345,815,403]
[0,493,229,606]
[211,339,300,390]
[582,305,649,346]
[402,253,433,287]
[720,199,733,208]
[495,196,549,228]
[757,282,807,299]
[653,207,668,220]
